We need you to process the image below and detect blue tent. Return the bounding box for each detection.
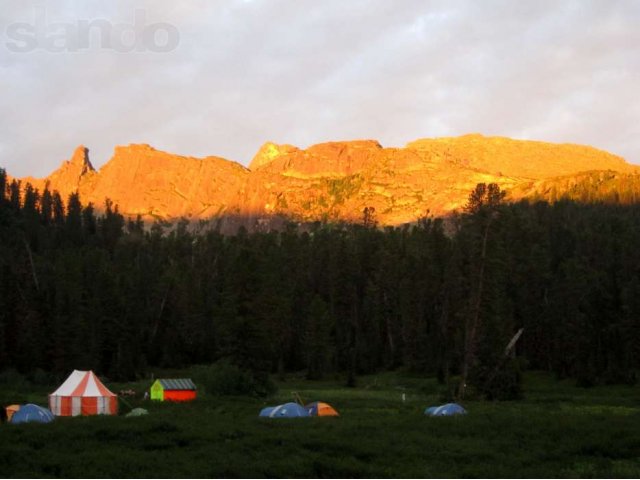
[424,403,467,417]
[259,402,309,418]
[10,404,55,424]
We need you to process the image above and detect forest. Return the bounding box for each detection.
[1,168,640,400]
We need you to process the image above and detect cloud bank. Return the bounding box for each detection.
[1,0,639,177]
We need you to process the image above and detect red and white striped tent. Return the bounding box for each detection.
[49,370,118,416]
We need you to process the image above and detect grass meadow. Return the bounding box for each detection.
[1,371,640,478]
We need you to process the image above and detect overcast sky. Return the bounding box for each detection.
[1,0,639,177]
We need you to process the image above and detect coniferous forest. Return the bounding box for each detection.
[1,168,640,400]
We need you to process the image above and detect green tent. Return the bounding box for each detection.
[126,408,149,417]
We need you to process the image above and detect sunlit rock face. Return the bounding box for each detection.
[249,142,300,170]
[14,134,639,228]
[83,144,250,221]
[241,134,637,226]
[21,145,96,197]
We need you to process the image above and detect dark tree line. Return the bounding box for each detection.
[1,167,640,399]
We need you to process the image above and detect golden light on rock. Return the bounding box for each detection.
[11,134,639,228]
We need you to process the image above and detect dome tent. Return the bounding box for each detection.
[5,404,21,422]
[305,401,339,417]
[259,402,309,418]
[49,370,118,416]
[126,408,149,417]
[424,403,467,416]
[10,404,55,424]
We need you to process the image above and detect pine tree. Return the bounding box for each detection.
[305,295,333,380]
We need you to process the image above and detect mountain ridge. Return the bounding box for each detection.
[9,134,639,228]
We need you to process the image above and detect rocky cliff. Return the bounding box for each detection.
[13,134,640,227]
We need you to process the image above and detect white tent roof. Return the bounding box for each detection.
[50,370,116,397]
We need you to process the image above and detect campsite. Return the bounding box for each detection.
[1,369,640,478]
[3,0,640,477]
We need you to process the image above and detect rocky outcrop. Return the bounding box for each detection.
[83,144,249,220]
[13,134,639,228]
[21,145,96,196]
[249,142,299,170]
[406,134,636,179]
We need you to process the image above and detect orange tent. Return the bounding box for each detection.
[5,404,20,422]
[305,401,339,417]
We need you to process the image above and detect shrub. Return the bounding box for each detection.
[28,368,54,386]
[474,358,524,400]
[194,360,276,397]
[0,368,28,387]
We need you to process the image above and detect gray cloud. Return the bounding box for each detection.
[1,0,638,177]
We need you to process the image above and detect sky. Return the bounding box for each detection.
[1,0,639,177]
